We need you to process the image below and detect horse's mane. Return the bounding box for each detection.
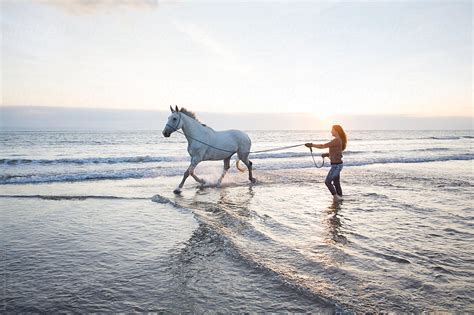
[180,108,213,130]
[179,108,199,122]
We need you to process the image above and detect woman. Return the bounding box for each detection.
[305,125,347,202]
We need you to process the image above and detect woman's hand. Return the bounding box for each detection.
[305,143,313,148]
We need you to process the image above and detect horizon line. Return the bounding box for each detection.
[1,105,472,118]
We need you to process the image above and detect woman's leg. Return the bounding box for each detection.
[325,166,338,195]
[325,165,343,196]
[333,174,342,196]
[333,165,343,196]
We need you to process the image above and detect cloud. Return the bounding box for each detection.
[44,0,159,15]
[172,19,253,75]
[172,19,234,59]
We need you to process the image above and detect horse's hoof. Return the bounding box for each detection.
[173,188,182,194]
[250,178,257,184]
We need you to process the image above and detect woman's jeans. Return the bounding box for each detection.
[325,164,343,196]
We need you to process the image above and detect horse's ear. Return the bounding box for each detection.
[175,105,179,112]
[170,105,174,112]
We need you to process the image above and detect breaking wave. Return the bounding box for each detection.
[1,153,472,184]
[0,155,182,165]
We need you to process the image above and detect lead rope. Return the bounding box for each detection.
[309,147,325,168]
[173,129,306,155]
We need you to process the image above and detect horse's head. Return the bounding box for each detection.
[162,105,183,137]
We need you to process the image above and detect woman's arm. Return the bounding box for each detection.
[305,143,330,158]
[305,139,338,149]
[304,143,325,149]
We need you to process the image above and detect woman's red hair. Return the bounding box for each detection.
[333,125,347,151]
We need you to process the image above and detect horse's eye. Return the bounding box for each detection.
[173,118,177,121]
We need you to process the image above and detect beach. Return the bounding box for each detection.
[1,130,473,312]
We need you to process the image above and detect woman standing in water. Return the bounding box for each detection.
[305,125,347,202]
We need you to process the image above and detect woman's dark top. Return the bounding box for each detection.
[324,138,343,164]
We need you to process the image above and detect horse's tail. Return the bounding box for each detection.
[235,160,246,172]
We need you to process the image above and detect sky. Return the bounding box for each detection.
[0,0,473,130]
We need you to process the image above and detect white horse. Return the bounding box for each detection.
[162,105,256,194]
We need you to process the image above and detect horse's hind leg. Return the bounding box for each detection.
[217,156,231,187]
[238,153,256,183]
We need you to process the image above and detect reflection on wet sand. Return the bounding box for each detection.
[324,201,348,245]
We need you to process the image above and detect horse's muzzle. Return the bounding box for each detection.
[162,130,171,137]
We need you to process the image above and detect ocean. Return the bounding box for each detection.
[1,130,473,312]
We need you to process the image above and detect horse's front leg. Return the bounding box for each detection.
[187,156,205,185]
[189,163,206,185]
[174,168,190,194]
